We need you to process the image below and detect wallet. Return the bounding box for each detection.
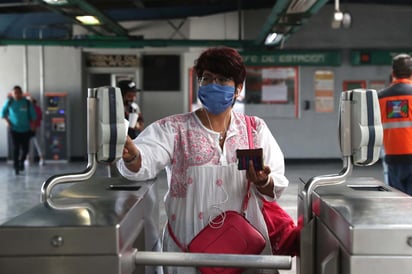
[236,148,263,170]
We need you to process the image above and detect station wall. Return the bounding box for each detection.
[0,3,409,160]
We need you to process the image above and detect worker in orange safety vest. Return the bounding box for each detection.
[378,53,412,195]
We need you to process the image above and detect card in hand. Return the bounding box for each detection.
[236,148,263,171]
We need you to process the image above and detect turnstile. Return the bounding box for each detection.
[300,177,412,274]
[0,176,160,274]
[297,88,412,274]
[5,87,412,273]
[0,86,292,273]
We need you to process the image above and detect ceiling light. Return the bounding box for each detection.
[42,0,68,5]
[264,32,284,46]
[76,16,101,25]
[331,10,342,29]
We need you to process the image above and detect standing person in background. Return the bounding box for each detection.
[118,80,144,139]
[378,53,412,195]
[26,98,44,166]
[1,86,36,175]
[117,47,289,273]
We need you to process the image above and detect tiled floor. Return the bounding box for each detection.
[0,159,386,273]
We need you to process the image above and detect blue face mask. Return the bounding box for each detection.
[198,83,235,115]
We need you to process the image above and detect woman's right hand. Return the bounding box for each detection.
[122,136,138,160]
[122,136,141,172]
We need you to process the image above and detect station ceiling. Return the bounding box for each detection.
[0,0,409,48]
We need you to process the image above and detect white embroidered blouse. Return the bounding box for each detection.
[117,110,289,273]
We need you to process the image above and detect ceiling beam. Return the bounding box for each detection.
[254,0,329,47]
[37,1,107,36]
[254,0,291,46]
[282,0,329,42]
[68,0,128,36]
[0,38,257,48]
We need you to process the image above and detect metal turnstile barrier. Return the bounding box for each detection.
[5,87,412,274]
[298,89,412,274]
[0,86,292,273]
[0,177,160,274]
[303,177,412,274]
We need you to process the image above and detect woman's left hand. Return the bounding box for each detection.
[246,160,271,187]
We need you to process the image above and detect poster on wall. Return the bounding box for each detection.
[343,80,367,91]
[369,80,386,91]
[245,67,298,104]
[314,70,335,113]
[261,68,289,102]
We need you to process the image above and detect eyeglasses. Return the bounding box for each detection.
[198,75,233,86]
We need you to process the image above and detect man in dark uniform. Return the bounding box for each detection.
[118,80,144,139]
[378,53,412,195]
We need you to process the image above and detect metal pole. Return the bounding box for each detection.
[134,251,292,270]
[40,89,98,210]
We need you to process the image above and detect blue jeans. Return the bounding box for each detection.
[387,163,412,196]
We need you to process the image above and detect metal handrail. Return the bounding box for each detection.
[134,251,292,270]
[302,156,353,224]
[40,88,98,210]
[302,92,354,224]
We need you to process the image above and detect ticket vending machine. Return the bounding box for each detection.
[44,93,69,162]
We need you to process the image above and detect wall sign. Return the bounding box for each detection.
[241,50,341,66]
[350,50,412,65]
[86,54,139,67]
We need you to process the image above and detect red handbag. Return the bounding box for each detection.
[188,210,266,274]
[168,183,266,274]
[245,115,300,256]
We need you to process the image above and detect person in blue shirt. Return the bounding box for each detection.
[1,86,37,175]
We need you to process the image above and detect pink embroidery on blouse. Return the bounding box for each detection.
[216,178,223,187]
[198,212,204,220]
[162,113,259,198]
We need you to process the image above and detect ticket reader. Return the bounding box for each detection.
[44,93,69,162]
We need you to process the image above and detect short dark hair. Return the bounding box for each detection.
[193,47,246,87]
[392,54,412,79]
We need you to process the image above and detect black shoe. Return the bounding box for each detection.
[15,169,19,175]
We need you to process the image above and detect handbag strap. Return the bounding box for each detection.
[245,115,255,149]
[241,115,256,213]
[167,221,188,251]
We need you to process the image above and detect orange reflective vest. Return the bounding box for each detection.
[378,79,412,163]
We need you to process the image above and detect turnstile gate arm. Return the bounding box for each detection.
[302,94,354,224]
[41,89,99,210]
[302,156,353,224]
[134,251,292,270]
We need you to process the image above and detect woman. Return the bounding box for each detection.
[26,98,45,166]
[117,47,289,273]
